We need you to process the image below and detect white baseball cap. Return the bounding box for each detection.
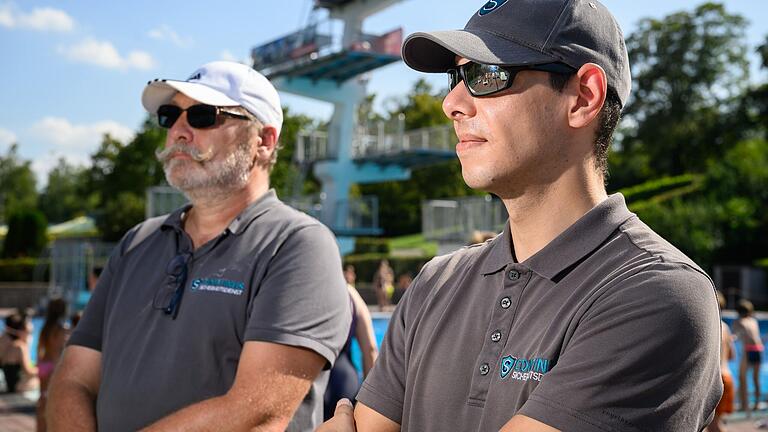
[142,61,283,136]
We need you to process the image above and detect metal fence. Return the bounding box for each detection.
[146,186,188,218]
[422,195,508,243]
[286,195,380,236]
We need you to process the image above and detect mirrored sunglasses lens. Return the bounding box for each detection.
[448,70,460,90]
[186,105,218,128]
[157,105,181,128]
[465,63,510,96]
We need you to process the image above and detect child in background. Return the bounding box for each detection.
[733,299,764,415]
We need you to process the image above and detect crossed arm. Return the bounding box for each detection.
[318,401,560,432]
[47,340,326,431]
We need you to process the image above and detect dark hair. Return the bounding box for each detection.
[92,266,103,277]
[736,299,754,317]
[548,73,622,180]
[4,313,28,341]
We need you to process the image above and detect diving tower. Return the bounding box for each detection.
[251,0,456,252]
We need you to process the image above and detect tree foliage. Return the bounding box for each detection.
[0,144,37,223]
[40,158,89,223]
[2,209,47,258]
[614,2,750,185]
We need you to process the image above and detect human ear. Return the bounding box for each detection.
[567,63,607,130]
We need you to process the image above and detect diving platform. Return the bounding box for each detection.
[296,122,456,167]
[252,24,402,83]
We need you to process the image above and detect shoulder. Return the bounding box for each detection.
[617,216,711,283]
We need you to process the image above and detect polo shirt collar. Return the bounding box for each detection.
[160,189,279,236]
[481,194,635,280]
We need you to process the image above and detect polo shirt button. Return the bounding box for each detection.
[508,270,520,280]
[479,363,490,375]
[500,297,512,309]
[491,331,502,342]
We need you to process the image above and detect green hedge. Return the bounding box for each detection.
[353,237,391,255]
[0,258,49,282]
[619,174,702,204]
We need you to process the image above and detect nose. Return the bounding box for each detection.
[167,110,193,144]
[442,81,476,122]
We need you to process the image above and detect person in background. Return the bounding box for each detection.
[708,291,735,432]
[733,299,764,415]
[36,298,70,432]
[0,312,37,393]
[325,265,379,420]
[372,260,395,310]
[391,273,412,305]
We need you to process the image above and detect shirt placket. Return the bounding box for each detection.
[467,264,531,406]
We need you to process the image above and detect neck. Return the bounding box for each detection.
[183,181,269,249]
[500,163,607,263]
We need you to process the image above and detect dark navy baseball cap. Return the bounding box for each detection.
[401,0,632,106]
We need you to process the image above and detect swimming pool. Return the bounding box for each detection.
[9,314,766,406]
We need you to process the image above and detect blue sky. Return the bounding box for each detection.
[1,0,766,186]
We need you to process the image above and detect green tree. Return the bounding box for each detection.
[87,120,166,241]
[40,158,90,223]
[0,144,37,223]
[614,3,750,185]
[271,107,320,198]
[2,209,47,258]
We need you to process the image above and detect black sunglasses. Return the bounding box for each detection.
[152,252,192,319]
[447,62,576,97]
[157,104,251,129]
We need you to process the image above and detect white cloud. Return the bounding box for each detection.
[30,117,135,150]
[219,49,238,62]
[58,38,156,70]
[148,25,191,48]
[0,127,17,149]
[0,4,74,32]
[28,117,135,186]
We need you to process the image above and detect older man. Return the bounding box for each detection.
[48,61,350,432]
[322,0,722,431]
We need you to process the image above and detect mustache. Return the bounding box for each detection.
[156,143,214,163]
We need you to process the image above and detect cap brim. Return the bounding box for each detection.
[402,29,559,73]
[141,79,240,114]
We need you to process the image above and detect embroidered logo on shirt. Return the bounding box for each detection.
[190,278,245,296]
[499,355,550,382]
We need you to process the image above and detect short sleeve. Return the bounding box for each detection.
[518,263,722,431]
[355,270,427,424]
[244,224,350,367]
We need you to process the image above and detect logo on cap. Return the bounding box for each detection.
[187,72,202,81]
[478,0,508,16]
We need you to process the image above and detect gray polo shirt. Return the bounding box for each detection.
[357,194,721,431]
[70,190,350,432]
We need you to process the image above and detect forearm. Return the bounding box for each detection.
[141,392,288,432]
[46,379,98,432]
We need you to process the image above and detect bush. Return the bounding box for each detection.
[2,209,48,258]
[0,257,49,281]
[353,237,391,255]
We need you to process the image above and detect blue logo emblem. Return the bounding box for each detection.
[478,0,508,16]
[500,355,515,378]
